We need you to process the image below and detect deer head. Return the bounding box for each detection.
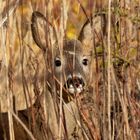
[31,11,105,100]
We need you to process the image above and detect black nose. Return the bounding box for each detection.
[66,77,85,88]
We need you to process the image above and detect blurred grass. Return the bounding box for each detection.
[0,0,140,140]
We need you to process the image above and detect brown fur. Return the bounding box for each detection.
[0,11,105,140]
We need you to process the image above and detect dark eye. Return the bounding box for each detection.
[82,58,88,66]
[55,59,61,67]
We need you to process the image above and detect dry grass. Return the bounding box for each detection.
[0,0,140,140]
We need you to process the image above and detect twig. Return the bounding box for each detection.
[11,110,36,140]
[107,0,112,140]
[0,0,20,27]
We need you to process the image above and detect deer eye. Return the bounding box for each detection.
[55,59,61,67]
[82,58,88,66]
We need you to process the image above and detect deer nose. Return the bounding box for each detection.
[67,77,84,88]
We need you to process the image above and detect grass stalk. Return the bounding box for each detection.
[107,0,112,139]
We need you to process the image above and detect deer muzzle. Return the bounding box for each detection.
[65,76,85,94]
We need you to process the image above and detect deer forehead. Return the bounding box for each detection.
[54,39,91,57]
[63,39,83,52]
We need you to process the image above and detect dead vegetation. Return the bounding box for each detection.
[0,0,140,140]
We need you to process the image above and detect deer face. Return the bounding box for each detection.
[53,39,92,94]
[31,11,105,97]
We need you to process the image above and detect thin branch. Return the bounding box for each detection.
[11,110,36,140]
[0,0,20,27]
[107,0,112,140]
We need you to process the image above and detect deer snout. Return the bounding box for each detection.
[65,75,85,94]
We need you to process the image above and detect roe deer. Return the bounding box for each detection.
[0,11,105,140]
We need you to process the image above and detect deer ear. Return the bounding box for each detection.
[78,14,107,48]
[31,11,56,51]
